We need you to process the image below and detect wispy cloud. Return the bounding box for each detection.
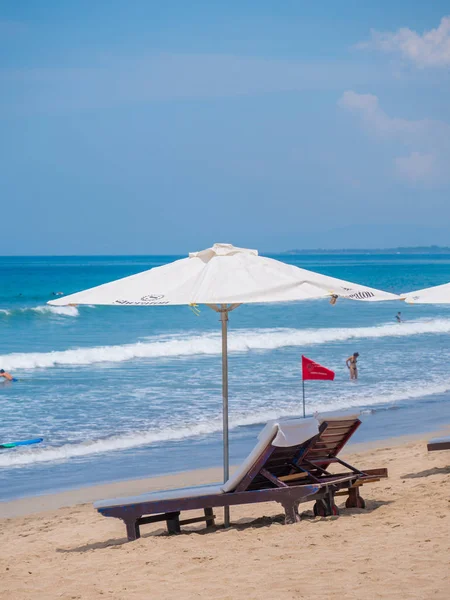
[337,91,427,138]
[357,15,450,68]
[338,90,450,185]
[0,53,385,115]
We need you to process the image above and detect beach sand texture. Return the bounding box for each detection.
[1,439,449,600]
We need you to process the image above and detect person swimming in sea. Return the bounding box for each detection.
[0,369,15,382]
[346,352,359,380]
[395,311,402,323]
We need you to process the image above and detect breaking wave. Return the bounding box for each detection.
[31,305,79,317]
[0,305,79,318]
[2,318,450,371]
[1,375,450,468]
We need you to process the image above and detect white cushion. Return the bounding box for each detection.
[317,411,360,423]
[221,416,319,492]
[94,484,223,509]
[428,436,450,444]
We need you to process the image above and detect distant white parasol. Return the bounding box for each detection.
[402,282,450,304]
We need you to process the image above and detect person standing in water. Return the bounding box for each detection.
[395,312,403,323]
[0,369,14,381]
[346,353,359,380]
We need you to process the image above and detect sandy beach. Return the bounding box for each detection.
[1,435,449,600]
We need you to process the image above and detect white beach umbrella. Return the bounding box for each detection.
[402,282,450,304]
[49,243,398,525]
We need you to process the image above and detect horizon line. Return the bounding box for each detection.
[1,245,450,258]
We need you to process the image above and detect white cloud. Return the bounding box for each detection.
[338,90,425,138]
[395,152,437,184]
[338,91,450,185]
[358,15,450,68]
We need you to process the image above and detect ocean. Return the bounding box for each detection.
[1,253,450,502]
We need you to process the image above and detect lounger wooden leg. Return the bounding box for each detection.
[281,502,300,525]
[166,514,181,535]
[314,492,339,517]
[204,507,215,527]
[345,487,366,509]
[125,519,140,541]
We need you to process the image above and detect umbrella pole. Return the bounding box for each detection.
[220,306,230,528]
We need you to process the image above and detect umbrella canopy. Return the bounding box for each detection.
[49,243,398,306]
[49,243,398,526]
[402,282,450,304]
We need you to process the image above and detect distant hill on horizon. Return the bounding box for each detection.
[281,246,450,255]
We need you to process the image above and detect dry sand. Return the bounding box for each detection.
[1,437,449,600]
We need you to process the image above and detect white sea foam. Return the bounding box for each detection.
[31,305,79,317]
[2,318,450,371]
[1,376,449,468]
[0,415,249,467]
[0,305,79,317]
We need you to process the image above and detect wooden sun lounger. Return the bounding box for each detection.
[95,415,387,541]
[427,436,450,452]
[290,416,388,513]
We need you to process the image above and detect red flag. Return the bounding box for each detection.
[302,355,335,381]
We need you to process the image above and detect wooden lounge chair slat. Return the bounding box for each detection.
[138,512,180,526]
[307,460,333,466]
[309,443,340,451]
[305,449,337,456]
[322,420,359,427]
[259,468,288,488]
[321,427,353,434]
[267,446,307,459]
[360,468,388,478]
[265,454,301,465]
[179,515,216,526]
[278,472,308,482]
[352,478,380,487]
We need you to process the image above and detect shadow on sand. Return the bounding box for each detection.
[402,465,450,479]
[56,498,393,553]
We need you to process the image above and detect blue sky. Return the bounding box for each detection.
[1,1,450,254]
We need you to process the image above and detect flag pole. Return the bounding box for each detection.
[302,378,306,418]
[301,355,335,420]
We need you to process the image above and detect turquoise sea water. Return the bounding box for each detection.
[1,253,450,501]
